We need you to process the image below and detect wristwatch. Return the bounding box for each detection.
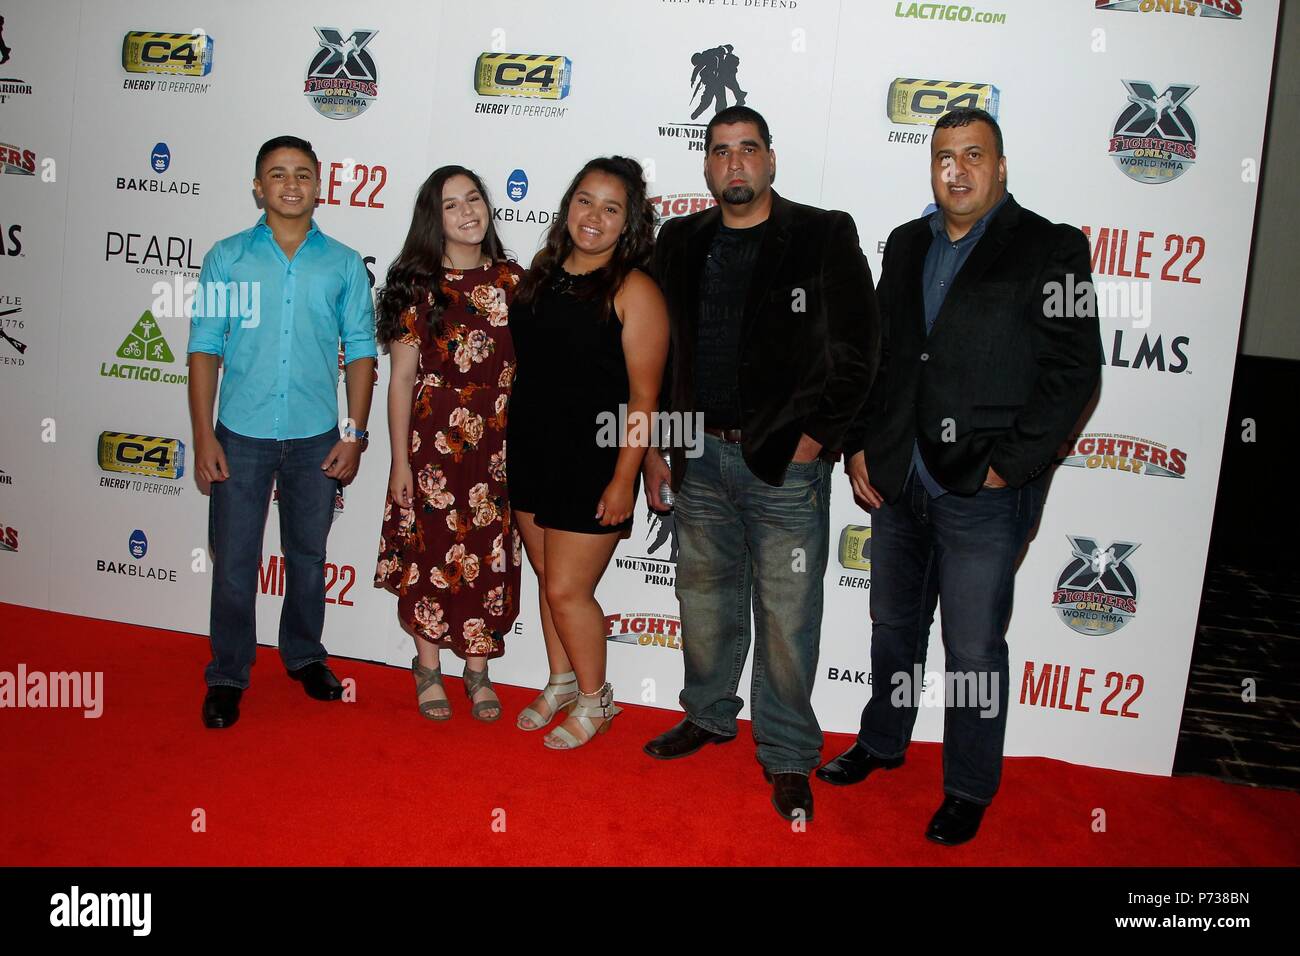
[343,424,369,446]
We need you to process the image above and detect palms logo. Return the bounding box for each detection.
[1109,81,1198,184]
[1051,537,1140,636]
[304,28,379,120]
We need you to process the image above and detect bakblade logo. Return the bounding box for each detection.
[1059,433,1187,478]
[1051,537,1140,635]
[1095,0,1243,19]
[506,168,528,202]
[304,28,379,119]
[1109,80,1198,184]
[151,142,170,173]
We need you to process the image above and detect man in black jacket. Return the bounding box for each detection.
[641,106,879,824]
[817,108,1102,845]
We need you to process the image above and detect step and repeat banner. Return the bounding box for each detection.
[0,0,1278,775]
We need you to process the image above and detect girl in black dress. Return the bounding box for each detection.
[508,157,669,749]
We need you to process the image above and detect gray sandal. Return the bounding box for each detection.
[412,657,451,721]
[462,663,501,722]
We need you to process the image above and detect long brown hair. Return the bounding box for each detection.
[375,165,507,347]
[514,156,656,318]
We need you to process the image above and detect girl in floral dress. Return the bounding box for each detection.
[374,166,523,721]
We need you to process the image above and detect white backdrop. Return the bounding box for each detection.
[0,0,1279,775]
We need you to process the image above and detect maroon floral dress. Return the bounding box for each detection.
[374,261,524,659]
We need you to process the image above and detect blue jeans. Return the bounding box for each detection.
[205,422,340,688]
[674,434,831,775]
[858,470,1043,804]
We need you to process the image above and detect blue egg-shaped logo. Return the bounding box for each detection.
[506,168,528,203]
[129,529,148,560]
[151,142,171,174]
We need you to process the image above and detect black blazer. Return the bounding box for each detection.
[653,191,880,488]
[844,194,1101,499]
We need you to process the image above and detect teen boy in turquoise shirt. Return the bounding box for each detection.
[187,135,377,729]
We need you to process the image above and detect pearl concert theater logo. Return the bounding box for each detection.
[605,611,682,651]
[304,28,379,120]
[1059,433,1188,479]
[1095,0,1243,19]
[1109,81,1199,184]
[657,44,748,153]
[1051,537,1140,636]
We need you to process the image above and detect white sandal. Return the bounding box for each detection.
[544,682,622,750]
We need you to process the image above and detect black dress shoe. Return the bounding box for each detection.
[925,795,987,846]
[202,686,242,729]
[643,718,735,760]
[814,742,904,785]
[762,769,814,822]
[287,661,344,701]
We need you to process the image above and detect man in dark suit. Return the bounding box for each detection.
[817,108,1101,845]
[641,106,879,824]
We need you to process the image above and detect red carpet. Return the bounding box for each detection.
[2,602,1296,866]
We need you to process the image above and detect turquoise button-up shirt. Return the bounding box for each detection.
[187,215,377,440]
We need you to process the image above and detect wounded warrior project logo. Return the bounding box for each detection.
[305,28,379,120]
[1059,433,1188,479]
[1051,537,1140,636]
[658,44,748,152]
[1095,0,1243,18]
[613,507,678,588]
[0,15,34,106]
[1109,81,1198,184]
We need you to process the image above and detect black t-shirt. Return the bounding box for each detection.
[696,221,766,429]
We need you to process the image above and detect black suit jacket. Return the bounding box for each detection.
[844,194,1101,499]
[653,191,880,488]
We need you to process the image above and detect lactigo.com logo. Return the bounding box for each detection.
[894,3,1009,24]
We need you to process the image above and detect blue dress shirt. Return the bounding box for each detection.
[911,192,1010,497]
[187,215,377,441]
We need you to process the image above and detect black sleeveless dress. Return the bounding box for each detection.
[508,269,639,535]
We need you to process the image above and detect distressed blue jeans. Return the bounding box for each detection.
[674,434,831,775]
[857,469,1043,804]
[205,422,339,689]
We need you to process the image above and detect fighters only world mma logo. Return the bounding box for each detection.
[1051,537,1141,636]
[305,28,379,120]
[1109,81,1199,184]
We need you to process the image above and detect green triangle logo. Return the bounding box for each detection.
[115,310,174,364]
